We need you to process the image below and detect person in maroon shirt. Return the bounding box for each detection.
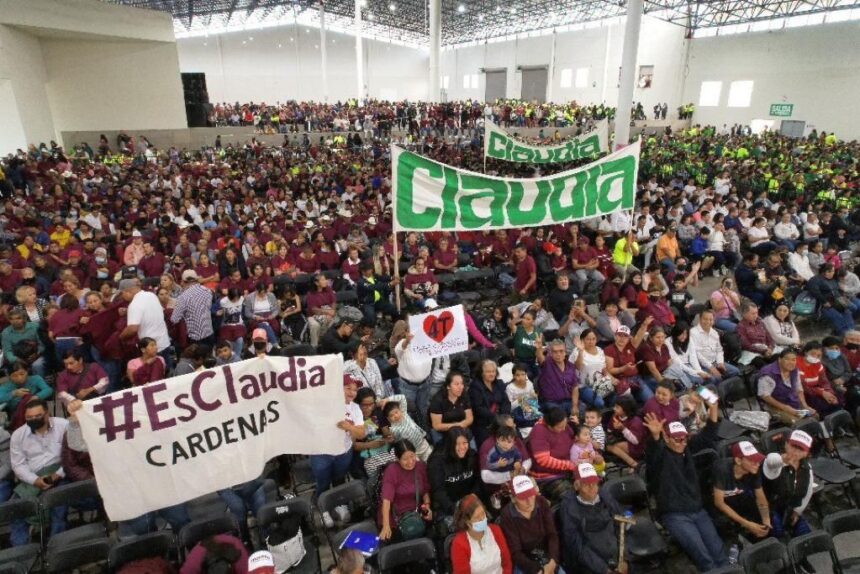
[138,242,167,278]
[637,326,676,393]
[641,380,681,424]
[341,247,362,285]
[316,240,340,271]
[403,257,439,309]
[294,244,320,274]
[432,237,459,272]
[219,268,250,296]
[604,320,654,403]
[491,230,514,265]
[0,260,22,295]
[512,244,537,299]
[305,274,338,348]
[636,284,675,328]
[571,236,605,293]
[65,251,91,287]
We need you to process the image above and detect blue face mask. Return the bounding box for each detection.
[826,349,841,360]
[471,518,488,532]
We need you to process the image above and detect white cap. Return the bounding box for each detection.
[763,452,786,480]
[247,550,275,574]
[131,229,142,237]
[424,298,439,310]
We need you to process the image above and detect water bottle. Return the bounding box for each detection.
[624,510,634,531]
[728,544,740,565]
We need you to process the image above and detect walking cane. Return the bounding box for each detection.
[614,514,636,571]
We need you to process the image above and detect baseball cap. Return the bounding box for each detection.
[251,328,268,341]
[247,551,275,574]
[731,441,765,464]
[68,250,81,258]
[181,269,199,282]
[131,229,142,237]
[789,430,813,452]
[575,463,601,484]
[666,421,689,441]
[762,452,787,480]
[424,298,439,310]
[343,375,363,388]
[615,325,631,336]
[511,475,537,500]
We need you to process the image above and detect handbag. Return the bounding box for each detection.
[396,470,426,541]
[266,512,306,571]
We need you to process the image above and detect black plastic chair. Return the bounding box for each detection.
[177,515,238,558]
[336,290,358,304]
[703,567,743,574]
[603,475,668,560]
[331,520,378,559]
[825,410,860,468]
[0,498,41,567]
[289,457,316,495]
[40,479,107,550]
[738,538,790,574]
[717,377,750,440]
[761,426,791,454]
[0,564,27,574]
[316,480,371,560]
[443,533,456,573]
[185,492,230,522]
[823,509,860,572]
[108,531,177,571]
[256,498,321,574]
[788,530,843,574]
[44,538,112,574]
[377,538,437,573]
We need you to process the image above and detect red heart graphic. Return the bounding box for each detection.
[423,310,455,343]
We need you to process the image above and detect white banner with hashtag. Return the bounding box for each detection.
[77,355,345,521]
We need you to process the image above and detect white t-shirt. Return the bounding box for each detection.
[342,401,364,454]
[128,290,171,351]
[468,527,504,574]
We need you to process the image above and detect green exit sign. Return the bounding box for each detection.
[769,103,794,117]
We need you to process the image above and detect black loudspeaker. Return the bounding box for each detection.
[186,103,208,127]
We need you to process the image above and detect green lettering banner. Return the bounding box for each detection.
[483,119,609,164]
[392,139,639,232]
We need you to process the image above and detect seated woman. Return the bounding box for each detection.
[429,372,474,445]
[451,494,513,574]
[48,293,85,361]
[763,302,801,352]
[709,276,741,332]
[638,326,702,391]
[605,395,648,471]
[469,360,511,447]
[511,310,543,381]
[481,306,511,347]
[353,387,395,484]
[667,322,712,389]
[0,361,52,419]
[641,380,681,425]
[378,439,432,542]
[573,329,617,410]
[56,348,109,406]
[620,272,645,310]
[499,476,563,574]
[595,299,635,345]
[527,408,576,503]
[126,337,167,387]
[428,427,479,532]
[180,534,248,574]
[345,343,392,399]
[243,281,280,344]
[795,341,844,417]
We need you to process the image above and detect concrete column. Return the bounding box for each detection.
[355,0,364,100]
[546,29,556,103]
[428,0,441,101]
[319,3,328,103]
[614,0,643,149]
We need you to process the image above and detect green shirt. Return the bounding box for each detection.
[513,326,541,362]
[1,322,44,364]
[0,375,53,411]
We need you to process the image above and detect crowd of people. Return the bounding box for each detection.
[0,104,859,573]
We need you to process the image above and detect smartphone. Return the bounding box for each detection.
[697,386,718,405]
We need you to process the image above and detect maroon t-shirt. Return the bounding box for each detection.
[573,247,596,267]
[433,250,458,270]
[306,289,336,316]
[294,254,320,274]
[604,343,638,378]
[49,309,85,338]
[637,343,672,376]
[404,271,437,295]
[514,256,537,292]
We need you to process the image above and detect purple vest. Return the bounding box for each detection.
[759,361,801,409]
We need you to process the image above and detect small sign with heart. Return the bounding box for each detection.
[408,304,469,359]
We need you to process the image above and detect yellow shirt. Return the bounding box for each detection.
[612,238,639,266]
[50,229,72,248]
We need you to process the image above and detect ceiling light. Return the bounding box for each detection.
[306,28,310,33]
[367,12,374,19]
[389,3,396,10]
[478,13,484,21]
[249,36,254,40]
[457,4,465,12]
[495,5,500,12]
[278,43,282,47]
[360,0,368,7]
[509,7,516,13]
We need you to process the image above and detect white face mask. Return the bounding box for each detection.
[805,354,820,365]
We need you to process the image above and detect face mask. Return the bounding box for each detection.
[676,265,687,272]
[26,418,44,432]
[805,355,820,364]
[471,518,488,533]
[253,341,267,351]
[95,257,106,265]
[826,349,841,360]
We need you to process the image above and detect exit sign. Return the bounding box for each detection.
[769,103,794,117]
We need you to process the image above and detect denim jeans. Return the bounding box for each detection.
[254,321,278,345]
[579,387,606,410]
[541,399,573,418]
[770,510,811,539]
[714,318,738,332]
[310,450,353,495]
[219,479,267,538]
[822,307,855,336]
[400,380,432,423]
[121,503,191,536]
[662,509,728,572]
[10,492,66,546]
[91,346,122,394]
[0,478,13,503]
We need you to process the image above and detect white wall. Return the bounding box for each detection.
[440,16,688,110]
[41,39,186,132]
[0,25,56,151]
[684,22,860,139]
[177,26,429,103]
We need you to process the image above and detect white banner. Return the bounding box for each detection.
[407,304,469,359]
[392,139,640,232]
[77,355,345,521]
[483,119,609,163]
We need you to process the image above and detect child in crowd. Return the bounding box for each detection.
[382,397,433,461]
[569,424,606,476]
[214,340,240,366]
[668,275,696,323]
[583,406,607,456]
[485,425,523,473]
[506,363,542,434]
